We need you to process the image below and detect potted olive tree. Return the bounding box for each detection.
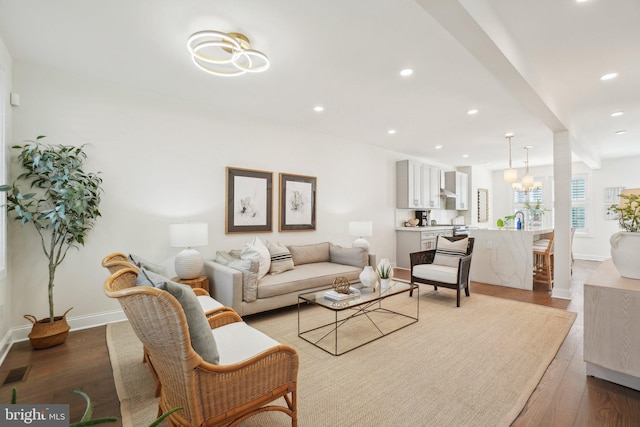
[0,136,103,348]
[608,190,640,279]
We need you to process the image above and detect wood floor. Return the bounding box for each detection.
[0,260,638,426]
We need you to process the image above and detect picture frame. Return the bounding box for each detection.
[279,173,316,231]
[226,167,273,233]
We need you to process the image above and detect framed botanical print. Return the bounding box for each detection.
[226,167,273,233]
[279,173,316,231]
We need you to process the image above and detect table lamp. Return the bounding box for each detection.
[169,222,208,279]
[349,221,373,251]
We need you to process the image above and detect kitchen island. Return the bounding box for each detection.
[469,228,553,290]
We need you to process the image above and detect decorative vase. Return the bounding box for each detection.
[610,232,640,279]
[24,308,73,350]
[380,278,390,290]
[359,266,378,289]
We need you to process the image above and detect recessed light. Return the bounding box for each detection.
[615,130,627,135]
[462,154,469,158]
[600,72,618,81]
[313,105,324,112]
[388,129,397,135]
[435,145,442,149]
[610,111,624,117]
[400,69,413,77]
[467,109,478,115]
[576,0,589,3]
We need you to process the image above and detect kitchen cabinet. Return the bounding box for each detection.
[425,166,441,209]
[396,227,454,269]
[396,160,423,209]
[445,171,468,210]
[396,160,441,209]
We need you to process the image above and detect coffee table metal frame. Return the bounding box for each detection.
[297,280,419,356]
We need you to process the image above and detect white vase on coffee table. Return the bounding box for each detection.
[359,266,378,289]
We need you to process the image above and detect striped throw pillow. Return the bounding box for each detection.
[432,236,468,267]
[266,241,295,274]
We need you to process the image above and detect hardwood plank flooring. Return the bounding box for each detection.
[0,260,638,426]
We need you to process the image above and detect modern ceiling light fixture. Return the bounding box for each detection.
[600,72,618,81]
[503,133,518,184]
[512,146,541,191]
[187,30,270,77]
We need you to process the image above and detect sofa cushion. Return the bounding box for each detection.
[128,253,168,277]
[212,321,279,365]
[433,236,468,267]
[136,268,219,364]
[329,244,368,268]
[413,263,458,285]
[241,237,271,279]
[257,262,361,299]
[287,242,330,266]
[215,251,259,302]
[266,241,295,274]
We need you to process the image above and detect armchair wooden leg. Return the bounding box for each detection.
[456,289,461,307]
[464,284,470,297]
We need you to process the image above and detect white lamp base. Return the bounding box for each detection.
[175,248,204,280]
[352,238,370,252]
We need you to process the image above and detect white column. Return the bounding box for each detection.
[552,131,572,299]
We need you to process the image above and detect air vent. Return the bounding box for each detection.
[1,365,31,386]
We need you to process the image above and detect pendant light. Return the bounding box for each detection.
[503,133,518,183]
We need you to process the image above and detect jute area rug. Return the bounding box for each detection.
[106,290,576,427]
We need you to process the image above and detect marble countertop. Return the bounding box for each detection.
[475,227,553,235]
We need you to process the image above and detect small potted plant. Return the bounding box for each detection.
[607,190,640,279]
[376,258,392,290]
[0,136,103,348]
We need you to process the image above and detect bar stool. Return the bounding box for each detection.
[533,232,554,289]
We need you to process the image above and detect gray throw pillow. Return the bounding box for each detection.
[128,254,169,277]
[136,268,219,364]
[215,251,259,302]
[329,244,368,268]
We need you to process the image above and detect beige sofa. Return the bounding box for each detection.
[204,242,376,317]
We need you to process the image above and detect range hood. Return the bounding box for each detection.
[440,188,457,198]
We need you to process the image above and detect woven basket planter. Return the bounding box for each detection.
[24,308,72,350]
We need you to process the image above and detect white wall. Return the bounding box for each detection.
[0,36,13,352]
[7,60,432,331]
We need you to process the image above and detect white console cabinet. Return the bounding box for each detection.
[584,259,640,391]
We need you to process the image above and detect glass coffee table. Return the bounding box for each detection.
[297,280,419,355]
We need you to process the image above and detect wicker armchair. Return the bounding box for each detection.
[410,236,475,307]
[101,252,235,397]
[104,268,299,427]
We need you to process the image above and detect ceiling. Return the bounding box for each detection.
[0,0,638,171]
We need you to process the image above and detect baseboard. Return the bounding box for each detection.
[0,329,13,366]
[551,287,572,300]
[10,309,127,344]
[587,362,640,391]
[575,254,607,262]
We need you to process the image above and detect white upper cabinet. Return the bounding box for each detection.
[397,160,442,209]
[445,171,469,210]
[396,160,423,209]
[425,166,441,209]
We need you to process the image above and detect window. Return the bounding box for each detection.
[571,175,588,232]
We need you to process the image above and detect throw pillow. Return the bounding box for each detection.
[215,251,259,302]
[287,242,330,266]
[240,237,271,279]
[432,236,469,268]
[136,268,219,364]
[266,241,295,274]
[128,254,168,277]
[329,244,368,268]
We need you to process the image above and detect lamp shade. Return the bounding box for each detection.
[522,174,535,188]
[348,221,373,237]
[169,223,208,248]
[503,168,518,184]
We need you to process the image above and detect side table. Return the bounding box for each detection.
[173,275,209,293]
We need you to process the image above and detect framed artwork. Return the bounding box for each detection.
[226,167,273,233]
[279,173,316,231]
